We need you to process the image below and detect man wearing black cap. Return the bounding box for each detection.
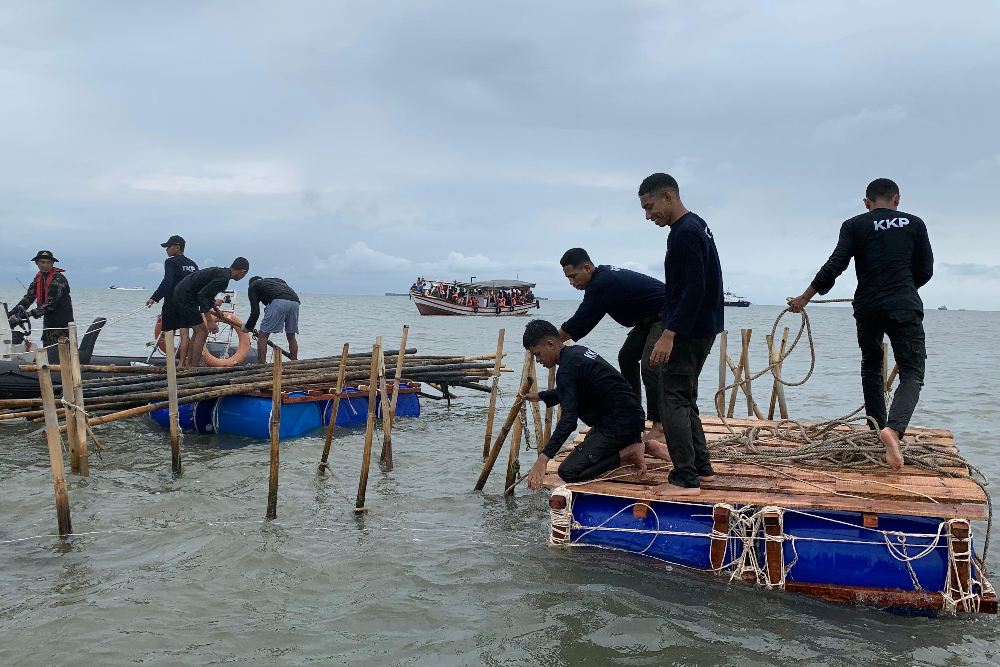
[173,257,250,367]
[146,235,198,362]
[13,250,74,356]
[243,276,301,362]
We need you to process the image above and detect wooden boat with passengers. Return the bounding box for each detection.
[410,278,540,317]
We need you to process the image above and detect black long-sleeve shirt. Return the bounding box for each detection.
[150,254,198,303]
[811,208,933,315]
[245,278,300,330]
[561,265,664,340]
[538,345,646,458]
[173,267,232,311]
[662,212,724,338]
[16,269,73,326]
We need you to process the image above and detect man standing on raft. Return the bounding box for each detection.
[243,275,301,363]
[639,173,724,498]
[172,257,250,368]
[146,235,198,364]
[522,320,648,490]
[13,250,74,361]
[557,248,667,443]
[789,178,933,470]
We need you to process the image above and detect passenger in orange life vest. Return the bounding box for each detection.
[13,250,74,359]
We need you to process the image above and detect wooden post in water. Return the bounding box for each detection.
[66,324,89,476]
[742,328,754,416]
[716,331,728,415]
[527,357,544,452]
[542,365,555,448]
[504,355,531,493]
[380,325,408,470]
[163,330,182,474]
[36,349,72,535]
[319,343,350,470]
[885,363,899,393]
[266,349,283,520]
[475,375,533,491]
[726,329,747,418]
[377,347,391,469]
[57,338,82,474]
[775,327,790,419]
[482,328,505,458]
[355,338,381,512]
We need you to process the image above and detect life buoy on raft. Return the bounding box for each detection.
[153,313,251,367]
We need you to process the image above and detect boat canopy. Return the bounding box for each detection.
[430,279,536,290]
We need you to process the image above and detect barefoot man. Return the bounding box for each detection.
[788,178,933,470]
[638,173,724,498]
[522,320,647,490]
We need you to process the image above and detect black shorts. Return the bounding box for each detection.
[170,298,206,330]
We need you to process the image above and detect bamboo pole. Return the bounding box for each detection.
[482,328,505,458]
[542,365,555,448]
[57,338,82,474]
[527,357,544,452]
[716,330,728,415]
[66,324,89,476]
[881,342,889,391]
[474,375,533,491]
[355,339,381,513]
[319,343,350,470]
[766,334,778,420]
[381,325,408,469]
[742,328,755,416]
[726,329,747,418]
[377,347,392,470]
[164,329,182,475]
[266,350,283,520]
[36,349,72,535]
[776,326,789,419]
[504,355,531,493]
[885,363,899,393]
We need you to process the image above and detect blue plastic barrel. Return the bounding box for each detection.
[213,392,324,439]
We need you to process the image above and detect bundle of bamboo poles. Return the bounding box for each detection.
[0,349,510,427]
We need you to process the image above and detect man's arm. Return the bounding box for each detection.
[527,371,578,490]
[15,282,35,312]
[560,285,607,342]
[913,220,934,288]
[148,258,174,306]
[195,274,227,310]
[789,220,854,313]
[244,283,262,331]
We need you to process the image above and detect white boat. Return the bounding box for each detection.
[410,279,540,317]
[724,290,750,307]
[109,285,145,291]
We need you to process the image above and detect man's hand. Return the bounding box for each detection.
[650,329,675,366]
[214,298,224,307]
[526,454,550,490]
[145,298,156,308]
[524,391,541,403]
[787,294,810,313]
[28,308,39,318]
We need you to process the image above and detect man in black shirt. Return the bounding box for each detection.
[638,173,724,497]
[522,320,647,490]
[789,178,933,469]
[14,250,74,360]
[146,235,198,363]
[243,276,301,362]
[173,257,250,367]
[558,248,667,441]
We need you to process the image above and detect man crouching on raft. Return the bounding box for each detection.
[522,319,648,490]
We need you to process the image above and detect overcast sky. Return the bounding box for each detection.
[2,1,998,307]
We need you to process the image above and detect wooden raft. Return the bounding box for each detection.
[542,416,989,521]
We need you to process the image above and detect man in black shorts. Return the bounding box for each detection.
[243,276,301,362]
[146,235,198,362]
[173,257,250,367]
[558,248,667,442]
[789,178,933,469]
[522,320,647,490]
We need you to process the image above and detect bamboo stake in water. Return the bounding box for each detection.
[66,323,89,476]
[742,328,755,416]
[266,350,283,520]
[377,347,391,469]
[482,328,505,458]
[716,331,728,415]
[381,325,409,469]
[475,375,533,491]
[776,326,790,419]
[57,338,82,474]
[36,349,72,535]
[164,330,182,474]
[355,339,381,512]
[319,343,350,470]
[504,355,531,493]
[527,357,544,452]
[542,365,556,448]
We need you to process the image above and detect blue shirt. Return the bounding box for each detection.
[662,212,724,338]
[561,265,665,340]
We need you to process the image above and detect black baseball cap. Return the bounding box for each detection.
[231,257,250,271]
[160,235,185,248]
[31,250,58,262]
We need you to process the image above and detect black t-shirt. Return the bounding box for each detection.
[150,254,198,304]
[537,345,646,458]
[561,265,665,340]
[662,212,724,338]
[173,267,232,311]
[811,208,933,315]
[245,278,300,330]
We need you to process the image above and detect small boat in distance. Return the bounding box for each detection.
[109,285,145,291]
[938,305,948,311]
[410,278,540,316]
[724,290,751,307]
[384,292,410,296]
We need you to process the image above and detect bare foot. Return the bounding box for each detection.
[619,441,648,480]
[648,482,701,498]
[880,427,904,470]
[644,439,672,464]
[643,425,665,444]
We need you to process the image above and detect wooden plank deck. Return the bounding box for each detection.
[542,416,989,521]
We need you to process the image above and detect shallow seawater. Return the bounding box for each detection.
[1,289,998,666]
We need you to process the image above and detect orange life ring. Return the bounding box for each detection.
[201,312,251,367]
[154,315,168,353]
